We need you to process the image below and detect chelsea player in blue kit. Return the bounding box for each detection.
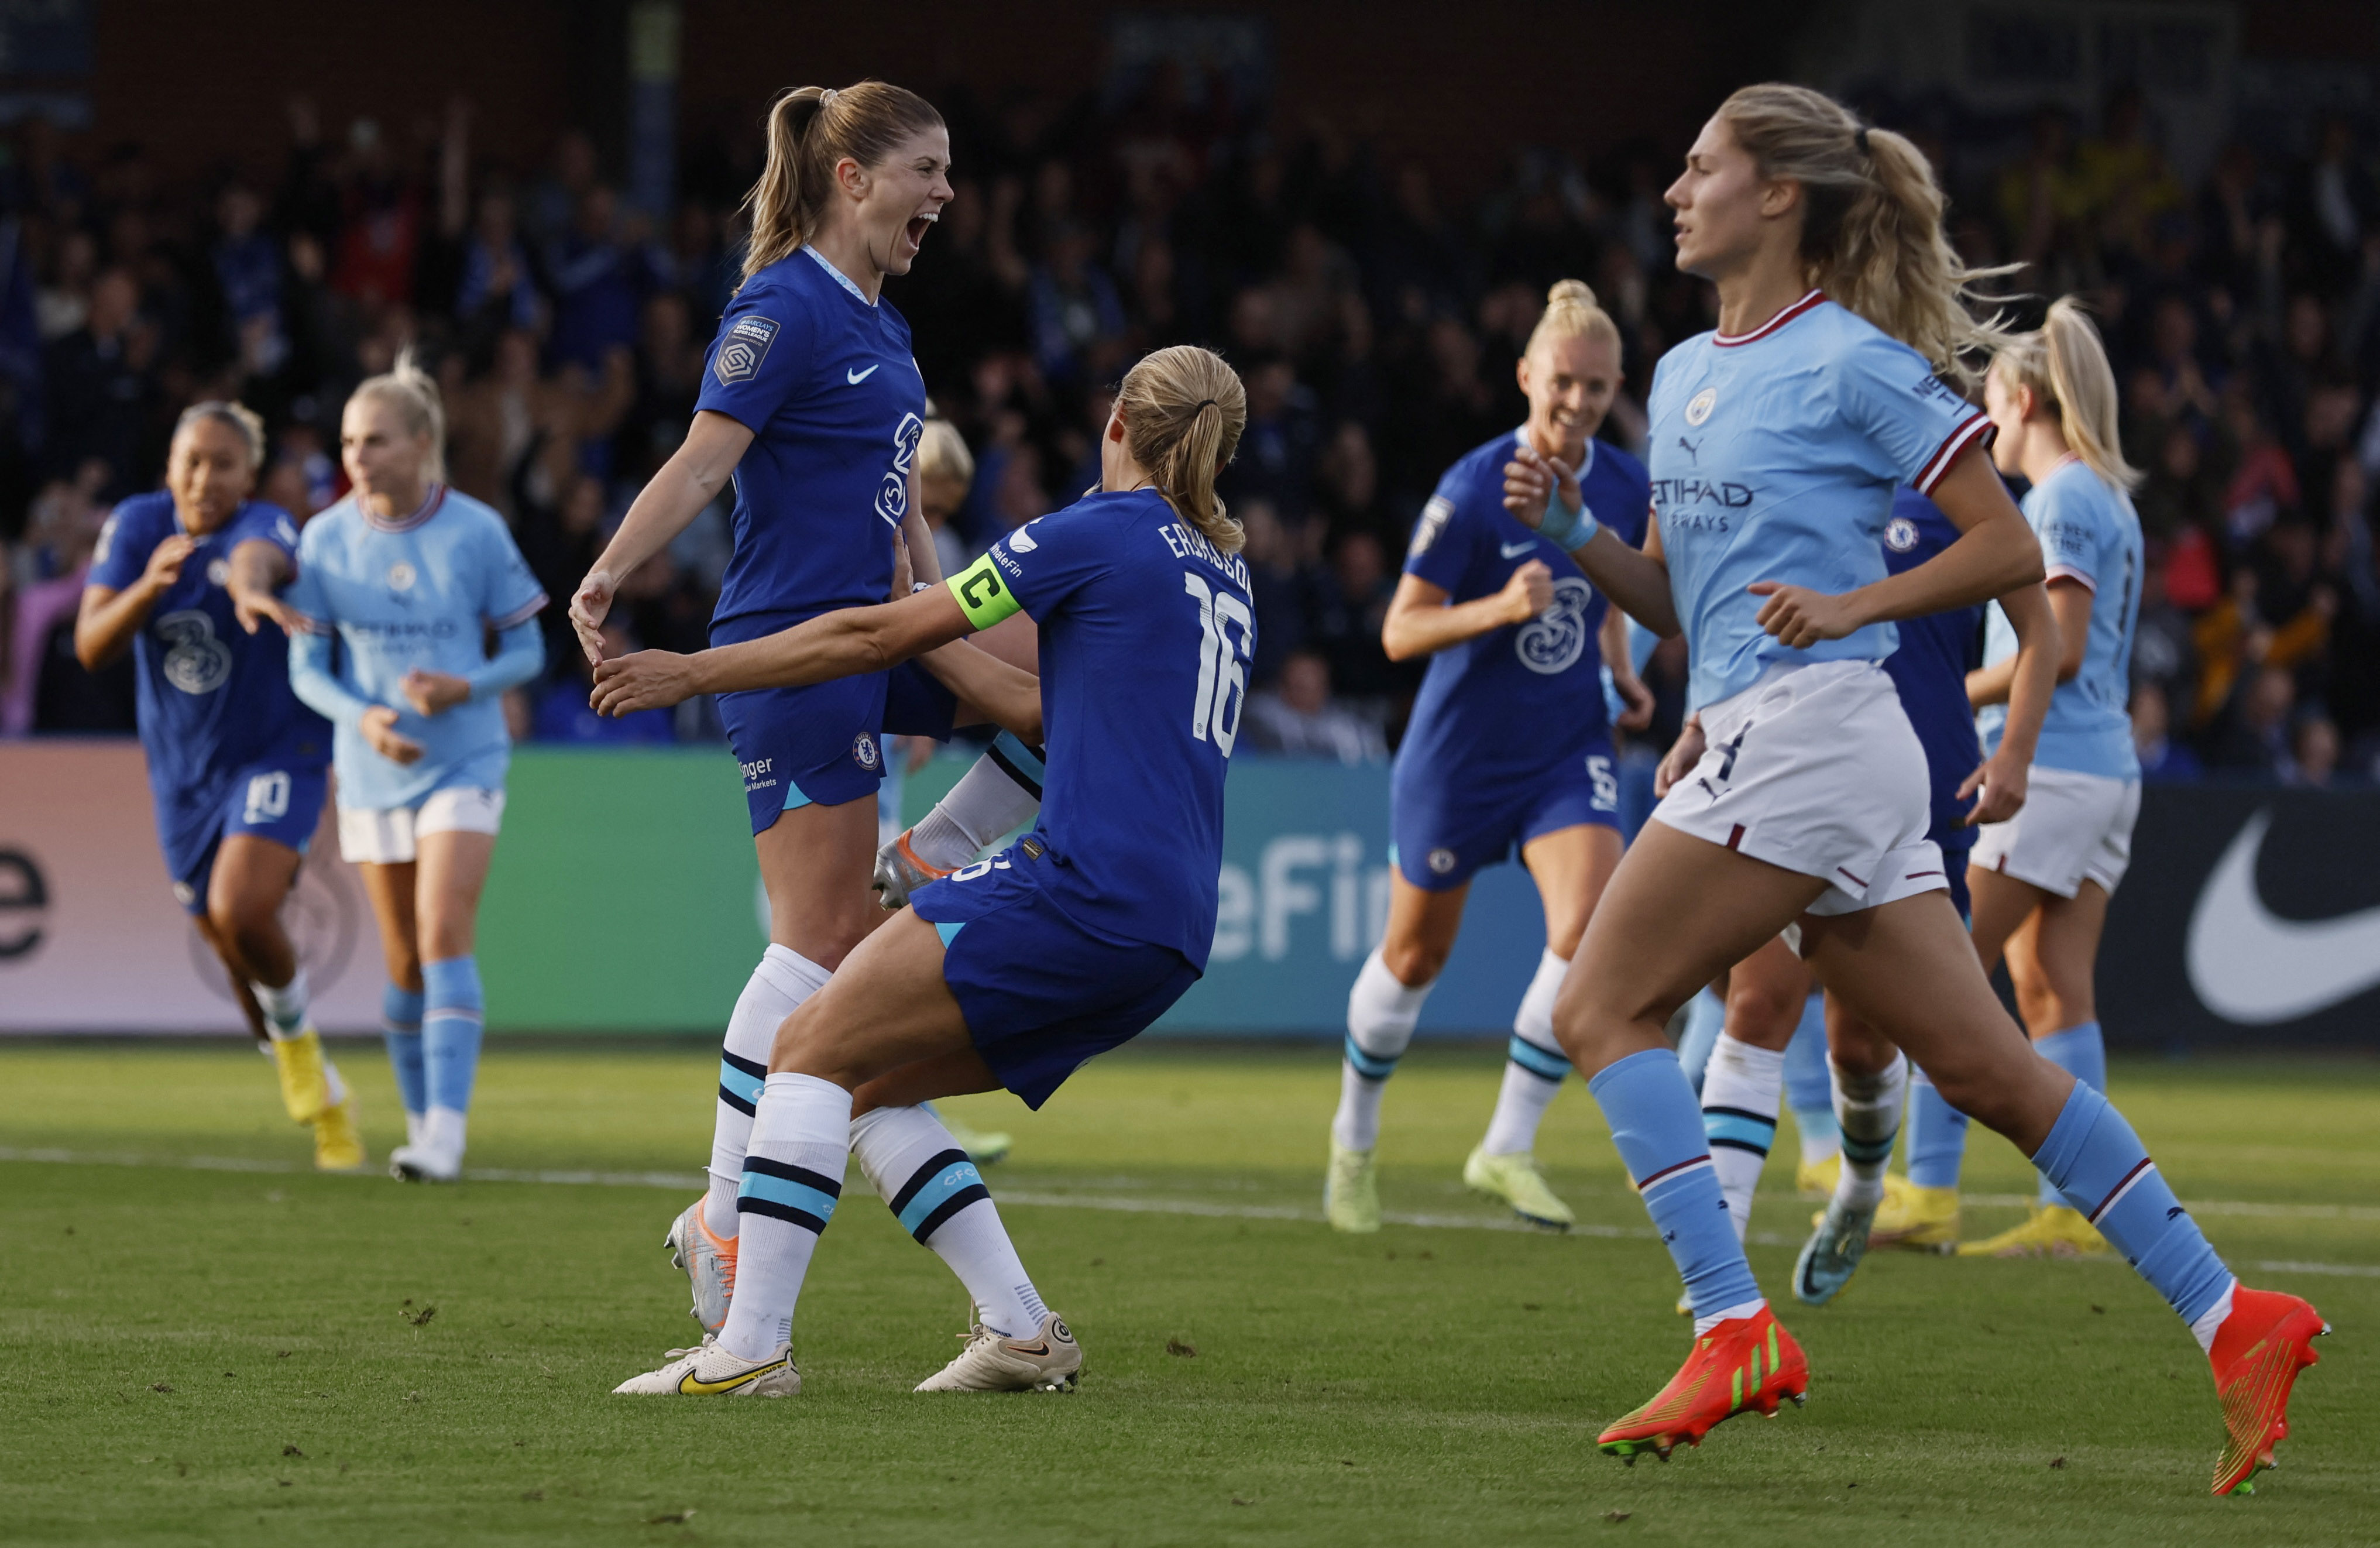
[75,402,361,1170]
[1505,85,2319,1492]
[596,346,1249,1398]
[1325,280,1653,1234]
[253,358,547,1183]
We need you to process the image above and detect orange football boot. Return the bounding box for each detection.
[1598,1305,1809,1462]
[2209,1286,2329,1496]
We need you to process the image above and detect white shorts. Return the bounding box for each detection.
[1654,661,1948,917]
[337,787,506,864]
[1967,766,2138,899]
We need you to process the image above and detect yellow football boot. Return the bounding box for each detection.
[1792,1152,1840,1199]
[270,1029,333,1124]
[311,1097,366,1172]
[1867,1176,1960,1251]
[1956,1203,2108,1258]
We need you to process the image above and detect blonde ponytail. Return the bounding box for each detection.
[740,81,944,286]
[1526,279,1620,358]
[1117,345,1248,553]
[348,347,447,483]
[1996,298,2142,491]
[1716,83,2011,389]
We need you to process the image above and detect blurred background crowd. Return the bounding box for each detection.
[3,8,2378,788]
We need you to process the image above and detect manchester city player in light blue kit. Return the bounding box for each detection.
[1503,84,2317,1492]
[593,345,1249,1398]
[1325,280,1653,1235]
[75,401,361,1170]
[253,355,546,1183]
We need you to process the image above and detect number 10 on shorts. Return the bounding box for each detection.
[244,771,291,824]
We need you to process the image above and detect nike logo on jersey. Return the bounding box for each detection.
[1500,540,1536,559]
[847,364,881,384]
[2186,809,2380,1023]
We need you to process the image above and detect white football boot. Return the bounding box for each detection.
[613,1336,799,1397]
[664,1200,737,1334]
[913,1310,1081,1392]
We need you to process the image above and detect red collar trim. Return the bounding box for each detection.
[1713,289,1825,347]
[360,485,447,534]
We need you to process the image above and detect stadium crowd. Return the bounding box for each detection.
[2,80,2377,783]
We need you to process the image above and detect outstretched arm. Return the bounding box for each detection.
[572,410,754,664]
[592,586,977,716]
[917,640,1043,743]
[226,537,304,635]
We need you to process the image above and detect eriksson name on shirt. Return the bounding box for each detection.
[1158,521,1252,591]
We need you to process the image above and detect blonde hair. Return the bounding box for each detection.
[1716,83,2009,388]
[741,81,943,285]
[1526,279,1621,358]
[1994,297,2142,491]
[173,400,267,471]
[346,348,448,483]
[916,418,975,490]
[1116,345,1248,553]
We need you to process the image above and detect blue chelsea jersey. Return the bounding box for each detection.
[285,487,547,809]
[1879,488,1984,852]
[1398,429,1649,780]
[702,246,928,647]
[87,493,330,834]
[1979,458,2142,780]
[973,488,1253,968]
[1646,292,1993,711]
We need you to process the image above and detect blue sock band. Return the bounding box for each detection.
[1588,1048,1762,1318]
[1343,1033,1399,1082]
[1506,1034,1571,1084]
[382,983,427,1117]
[421,956,485,1114]
[988,731,1047,798]
[2032,1022,2108,1205]
[1783,994,1837,1144]
[2031,1082,2233,1327]
[1905,1067,1969,1190]
[1675,988,1725,1097]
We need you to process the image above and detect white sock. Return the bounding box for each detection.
[851,1105,1047,1338]
[1701,1034,1785,1242]
[404,1110,427,1149]
[706,945,832,1239]
[2190,1278,2238,1355]
[718,1073,852,1361]
[1330,947,1433,1152]
[1798,1128,1842,1167]
[253,969,311,1039]
[1479,949,1571,1156]
[908,740,1043,871]
[1830,1053,1908,1211]
[425,1104,467,1156]
[1692,1298,1767,1337]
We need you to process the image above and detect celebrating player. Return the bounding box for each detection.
[75,402,360,1170]
[254,355,547,1182]
[596,345,1249,1397]
[1507,84,2321,1493]
[567,81,1047,1337]
[1324,280,1652,1234]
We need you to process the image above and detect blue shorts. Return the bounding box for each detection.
[719,664,956,835]
[1390,734,1621,890]
[912,845,1201,1110]
[156,758,328,914]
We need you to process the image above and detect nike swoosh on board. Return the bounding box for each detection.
[2186,808,2380,1023]
[1501,541,1536,558]
[847,364,881,384]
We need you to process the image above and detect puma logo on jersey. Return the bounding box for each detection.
[847,363,881,384]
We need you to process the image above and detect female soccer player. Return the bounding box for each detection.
[76,402,360,1170]
[1324,280,1652,1234]
[595,345,1249,1397]
[255,355,547,1183]
[565,82,1044,1336]
[1507,84,2320,1494]
[1899,300,2149,1259]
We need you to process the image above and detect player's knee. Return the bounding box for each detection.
[1379,936,1448,987]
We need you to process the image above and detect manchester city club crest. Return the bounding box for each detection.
[1685,386,1718,426]
[387,561,417,592]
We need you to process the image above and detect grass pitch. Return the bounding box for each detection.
[1,1040,2372,1547]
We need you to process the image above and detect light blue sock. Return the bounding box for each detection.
[1588,1048,1763,1319]
[382,983,427,1117]
[421,956,485,1114]
[2033,1022,2108,1206]
[1675,988,1725,1097]
[1782,993,1838,1151]
[2031,1081,2233,1327]
[1905,1068,1969,1190]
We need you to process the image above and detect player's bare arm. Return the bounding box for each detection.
[592,585,974,716]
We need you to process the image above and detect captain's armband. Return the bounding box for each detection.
[946,551,1025,631]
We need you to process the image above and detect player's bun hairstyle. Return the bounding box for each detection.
[1993,298,2142,492]
[741,81,945,286]
[172,400,267,472]
[346,348,449,483]
[916,418,976,492]
[1716,83,2010,389]
[1526,279,1620,356]
[1117,345,1247,554]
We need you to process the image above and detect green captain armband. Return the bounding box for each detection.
[946,551,1025,631]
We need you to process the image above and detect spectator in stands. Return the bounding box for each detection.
[2210,665,2300,778]
[1245,648,1386,764]
[2131,680,2202,783]
[2290,713,2341,787]
[915,418,976,579]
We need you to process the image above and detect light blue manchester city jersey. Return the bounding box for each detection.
[286,486,547,808]
[1978,457,2141,780]
[1645,291,1993,710]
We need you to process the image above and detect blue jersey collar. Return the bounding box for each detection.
[801,245,877,308]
